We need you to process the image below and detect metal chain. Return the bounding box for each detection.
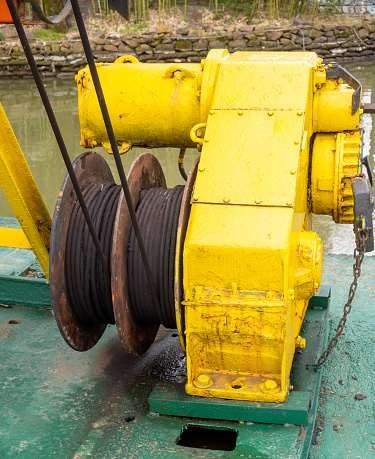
[317,229,369,367]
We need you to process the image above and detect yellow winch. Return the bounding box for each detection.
[49,50,365,404]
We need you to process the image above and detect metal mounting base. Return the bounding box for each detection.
[148,286,331,456]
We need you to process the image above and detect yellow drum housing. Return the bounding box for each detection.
[77,50,363,403]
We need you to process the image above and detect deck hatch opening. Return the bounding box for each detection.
[176,425,238,451]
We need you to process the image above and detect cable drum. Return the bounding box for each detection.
[51,151,187,354]
[65,181,121,325]
[128,186,185,329]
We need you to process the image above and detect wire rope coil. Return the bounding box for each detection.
[128,186,184,329]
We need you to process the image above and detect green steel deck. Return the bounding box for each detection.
[0,236,374,457]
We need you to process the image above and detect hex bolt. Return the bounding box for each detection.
[197,374,210,385]
[193,373,214,388]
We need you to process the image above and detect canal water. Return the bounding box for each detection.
[0,60,374,255]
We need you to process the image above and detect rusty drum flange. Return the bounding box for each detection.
[111,153,166,356]
[49,152,114,351]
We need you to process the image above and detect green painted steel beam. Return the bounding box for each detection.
[149,384,310,425]
[0,274,51,308]
[308,285,331,309]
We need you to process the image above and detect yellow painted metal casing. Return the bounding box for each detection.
[313,78,362,132]
[311,131,361,223]
[183,51,326,403]
[76,58,202,152]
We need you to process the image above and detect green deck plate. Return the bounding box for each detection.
[0,274,51,308]
[0,252,374,458]
[0,246,37,276]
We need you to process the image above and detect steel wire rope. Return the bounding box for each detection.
[128,186,184,329]
[69,0,163,321]
[66,182,121,324]
[5,0,110,282]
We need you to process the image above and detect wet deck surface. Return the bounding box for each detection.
[0,254,374,458]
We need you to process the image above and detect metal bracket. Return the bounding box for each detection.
[325,62,361,116]
[351,174,374,252]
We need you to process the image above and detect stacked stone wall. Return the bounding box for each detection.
[1,21,375,77]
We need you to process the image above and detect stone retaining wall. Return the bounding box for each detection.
[1,21,375,78]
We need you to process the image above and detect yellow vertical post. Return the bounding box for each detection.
[0,102,51,278]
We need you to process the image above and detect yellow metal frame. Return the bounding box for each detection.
[0,102,51,277]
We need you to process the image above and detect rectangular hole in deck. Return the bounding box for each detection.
[176,425,238,451]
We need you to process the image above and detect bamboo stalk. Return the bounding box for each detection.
[97,0,102,19]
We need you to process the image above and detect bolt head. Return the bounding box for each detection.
[265,379,278,391]
[197,374,210,385]
[268,111,274,116]
[193,374,214,388]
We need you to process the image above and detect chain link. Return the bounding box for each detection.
[317,229,369,367]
